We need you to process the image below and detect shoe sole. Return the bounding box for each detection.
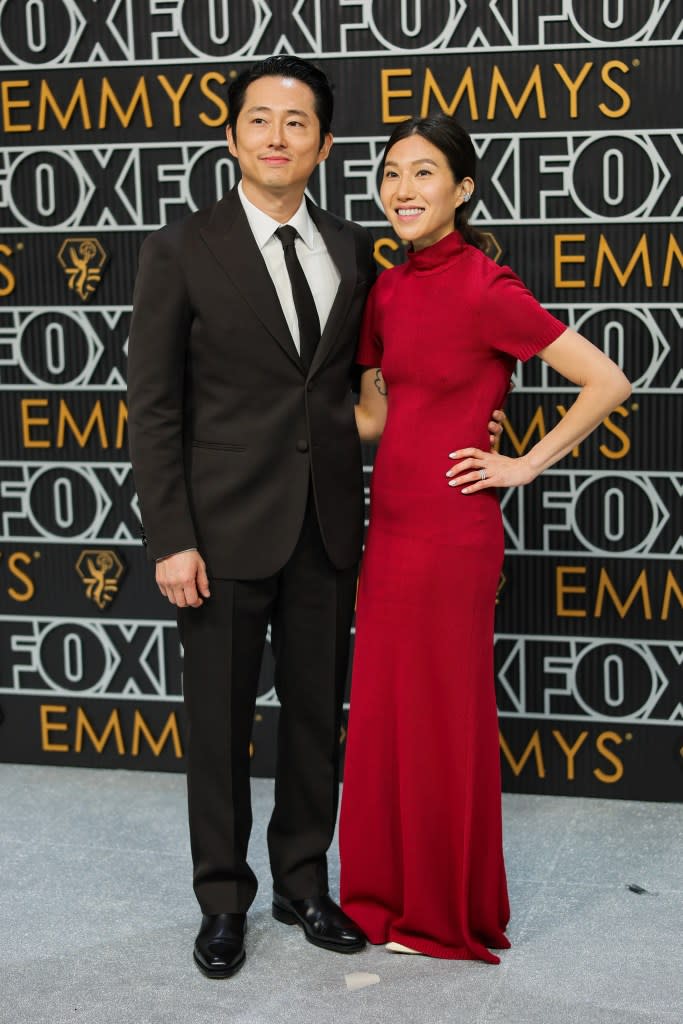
[193,948,246,979]
[272,903,366,954]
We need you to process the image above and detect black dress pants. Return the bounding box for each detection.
[177,497,358,914]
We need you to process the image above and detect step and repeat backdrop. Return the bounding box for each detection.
[0,1,681,800]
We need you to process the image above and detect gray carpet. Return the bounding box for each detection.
[1,763,681,1024]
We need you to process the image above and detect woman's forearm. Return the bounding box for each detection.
[354,402,384,443]
[522,332,631,479]
[524,374,631,478]
[355,367,388,443]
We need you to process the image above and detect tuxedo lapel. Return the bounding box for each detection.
[199,189,305,372]
[308,202,358,377]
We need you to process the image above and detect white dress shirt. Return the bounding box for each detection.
[237,181,341,354]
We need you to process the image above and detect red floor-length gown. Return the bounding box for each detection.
[339,231,565,962]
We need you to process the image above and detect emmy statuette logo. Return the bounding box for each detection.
[76,549,125,610]
[57,238,109,301]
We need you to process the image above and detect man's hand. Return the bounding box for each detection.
[488,408,506,449]
[156,550,210,608]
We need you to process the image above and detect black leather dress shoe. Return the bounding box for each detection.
[272,892,366,953]
[193,913,246,979]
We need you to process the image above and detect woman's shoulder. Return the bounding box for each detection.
[464,246,536,309]
[463,243,513,280]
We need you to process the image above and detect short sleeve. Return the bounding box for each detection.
[480,265,566,362]
[355,283,383,368]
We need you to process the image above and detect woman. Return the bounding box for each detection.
[339,115,631,963]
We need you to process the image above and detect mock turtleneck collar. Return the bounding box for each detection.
[406,229,467,272]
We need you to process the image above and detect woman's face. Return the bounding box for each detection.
[380,134,473,251]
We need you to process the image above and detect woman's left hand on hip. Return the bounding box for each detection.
[446,447,536,493]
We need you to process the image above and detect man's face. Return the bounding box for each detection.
[226,76,333,201]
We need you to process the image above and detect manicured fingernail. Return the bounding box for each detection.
[449,451,458,458]
[448,480,458,487]
[462,487,470,494]
[446,470,454,477]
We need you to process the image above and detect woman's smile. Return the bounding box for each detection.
[380,134,472,250]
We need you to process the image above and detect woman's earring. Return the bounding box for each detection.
[462,191,471,202]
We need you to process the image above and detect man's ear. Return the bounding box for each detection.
[226,124,238,159]
[316,133,334,166]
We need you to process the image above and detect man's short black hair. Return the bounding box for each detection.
[227,55,334,147]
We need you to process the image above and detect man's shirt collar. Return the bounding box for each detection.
[237,181,316,250]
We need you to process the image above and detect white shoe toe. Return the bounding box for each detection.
[385,941,421,955]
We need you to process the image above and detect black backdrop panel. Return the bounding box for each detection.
[0,1,680,800]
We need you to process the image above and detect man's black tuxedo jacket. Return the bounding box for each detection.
[127,187,376,579]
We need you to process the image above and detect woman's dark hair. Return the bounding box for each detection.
[381,115,488,252]
[227,55,334,148]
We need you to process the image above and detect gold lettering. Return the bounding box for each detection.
[114,399,128,449]
[487,64,546,120]
[420,66,479,120]
[554,234,586,288]
[40,704,69,752]
[1,80,31,132]
[98,77,152,129]
[594,568,652,620]
[599,406,631,459]
[663,233,683,287]
[502,406,547,455]
[593,233,653,288]
[373,237,400,270]
[0,244,16,297]
[381,68,413,124]
[661,571,683,621]
[131,710,183,758]
[56,399,108,449]
[556,566,587,618]
[157,73,194,127]
[599,60,631,118]
[552,730,588,781]
[21,398,50,448]
[499,730,545,778]
[74,707,125,754]
[200,72,228,127]
[553,62,593,118]
[594,731,624,783]
[7,552,35,602]
[557,402,633,462]
[37,78,91,131]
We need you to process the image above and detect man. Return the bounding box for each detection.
[128,55,502,978]
[128,55,374,978]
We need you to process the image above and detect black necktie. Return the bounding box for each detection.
[275,225,320,371]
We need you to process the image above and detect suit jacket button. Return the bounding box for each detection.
[296,439,309,453]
